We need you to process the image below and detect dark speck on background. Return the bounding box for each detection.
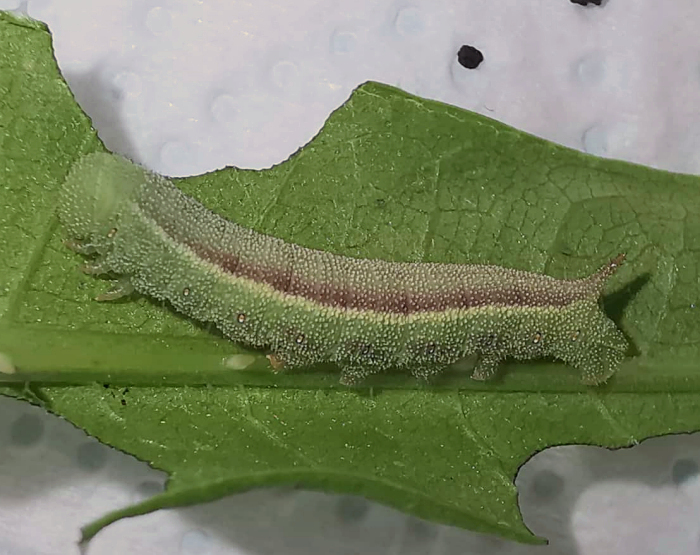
[457,45,483,69]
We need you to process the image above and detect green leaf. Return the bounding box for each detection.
[1,10,699,546]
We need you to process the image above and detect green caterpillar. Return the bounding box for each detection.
[57,153,629,385]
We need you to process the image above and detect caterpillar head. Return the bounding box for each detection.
[57,153,143,248]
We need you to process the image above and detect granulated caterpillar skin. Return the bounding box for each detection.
[57,153,629,385]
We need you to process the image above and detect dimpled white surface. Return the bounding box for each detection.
[1,1,700,554]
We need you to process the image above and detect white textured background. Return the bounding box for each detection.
[1,0,700,554]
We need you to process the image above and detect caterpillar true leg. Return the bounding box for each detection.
[63,239,98,255]
[94,278,134,302]
[80,260,111,275]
